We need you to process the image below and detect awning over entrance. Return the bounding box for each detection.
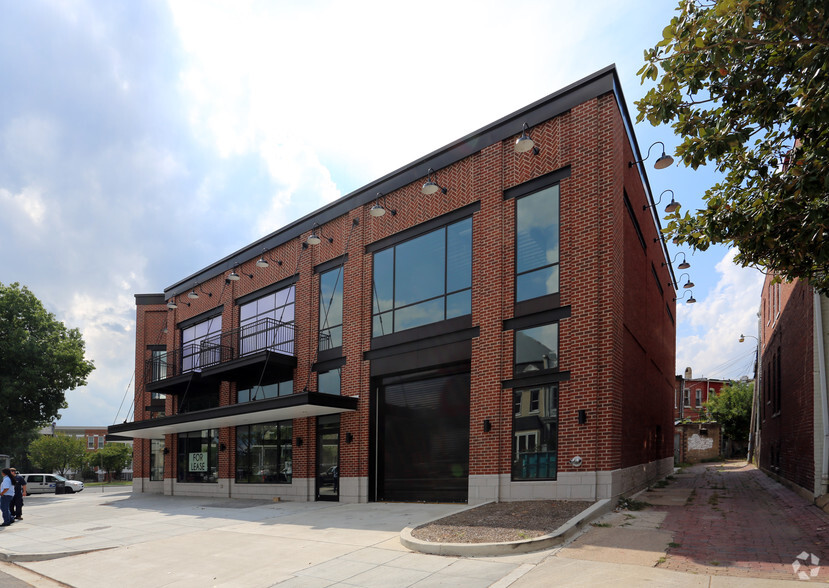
[108,392,358,439]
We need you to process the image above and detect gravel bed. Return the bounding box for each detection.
[412,500,593,544]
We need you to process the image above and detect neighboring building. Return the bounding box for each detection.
[673,368,729,421]
[39,424,134,481]
[674,421,722,464]
[110,66,677,504]
[755,275,829,510]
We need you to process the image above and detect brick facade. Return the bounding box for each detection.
[115,66,675,503]
[757,275,829,505]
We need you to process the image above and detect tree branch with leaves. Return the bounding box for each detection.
[637,0,829,292]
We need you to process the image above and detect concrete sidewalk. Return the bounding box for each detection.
[0,463,823,587]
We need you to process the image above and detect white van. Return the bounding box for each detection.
[21,474,84,494]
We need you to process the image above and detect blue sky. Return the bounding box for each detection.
[0,0,762,426]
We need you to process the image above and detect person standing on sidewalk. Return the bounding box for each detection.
[0,469,15,526]
[10,468,25,520]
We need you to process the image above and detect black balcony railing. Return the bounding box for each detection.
[145,318,295,385]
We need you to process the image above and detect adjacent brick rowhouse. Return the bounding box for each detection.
[757,274,829,508]
[115,66,676,503]
[673,370,728,422]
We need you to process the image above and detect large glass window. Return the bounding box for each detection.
[236,421,293,484]
[372,217,472,336]
[515,323,559,375]
[237,379,293,403]
[177,429,218,483]
[240,287,295,356]
[516,184,560,302]
[319,268,343,350]
[150,439,165,481]
[318,369,341,395]
[512,384,558,480]
[150,349,168,382]
[181,316,223,372]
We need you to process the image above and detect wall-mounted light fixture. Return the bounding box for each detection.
[167,295,189,309]
[345,432,354,443]
[629,141,674,170]
[739,333,758,343]
[421,168,448,195]
[515,122,540,155]
[219,442,227,452]
[227,266,253,282]
[578,410,587,425]
[162,447,170,455]
[295,437,304,447]
[483,419,492,433]
[370,192,397,217]
[187,287,199,300]
[306,223,334,246]
[663,252,691,270]
[674,290,697,304]
[256,250,283,269]
[644,189,681,214]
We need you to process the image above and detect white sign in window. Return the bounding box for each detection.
[189,452,208,472]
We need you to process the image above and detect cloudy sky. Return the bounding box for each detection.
[0,0,763,426]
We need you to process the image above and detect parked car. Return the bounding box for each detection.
[21,473,84,494]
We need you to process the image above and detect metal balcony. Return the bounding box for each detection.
[145,318,296,393]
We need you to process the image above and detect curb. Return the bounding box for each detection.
[400,498,612,557]
[0,546,116,563]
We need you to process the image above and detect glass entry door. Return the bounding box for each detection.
[316,414,339,501]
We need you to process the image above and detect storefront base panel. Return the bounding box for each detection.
[339,476,368,503]
[131,478,164,494]
[468,457,674,505]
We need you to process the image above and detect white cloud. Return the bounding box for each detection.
[676,248,765,380]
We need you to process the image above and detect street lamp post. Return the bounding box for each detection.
[739,333,760,463]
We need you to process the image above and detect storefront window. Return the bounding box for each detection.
[512,384,558,480]
[150,439,164,481]
[236,421,293,484]
[177,429,219,483]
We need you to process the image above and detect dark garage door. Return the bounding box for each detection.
[376,370,470,502]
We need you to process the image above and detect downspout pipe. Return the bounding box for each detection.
[814,290,829,497]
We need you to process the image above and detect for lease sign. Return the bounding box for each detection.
[189,452,208,472]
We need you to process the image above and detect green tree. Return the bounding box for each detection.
[96,443,133,482]
[636,0,829,292]
[28,434,88,476]
[704,380,754,442]
[0,282,95,452]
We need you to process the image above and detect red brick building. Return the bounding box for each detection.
[110,66,677,503]
[756,274,829,508]
[673,368,728,421]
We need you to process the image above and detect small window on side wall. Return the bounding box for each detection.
[515,323,559,375]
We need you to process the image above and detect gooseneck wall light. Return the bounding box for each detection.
[664,251,691,270]
[370,192,397,218]
[167,295,190,310]
[421,168,448,196]
[644,189,681,214]
[675,290,697,304]
[515,122,540,155]
[255,250,283,268]
[669,272,695,290]
[629,141,674,170]
[306,223,334,246]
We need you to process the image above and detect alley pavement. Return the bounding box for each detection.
[0,462,825,587]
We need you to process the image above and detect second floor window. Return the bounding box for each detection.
[319,268,343,350]
[516,184,560,302]
[372,217,471,337]
[182,316,222,371]
[240,287,295,356]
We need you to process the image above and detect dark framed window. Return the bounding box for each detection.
[237,379,293,403]
[150,439,164,481]
[516,184,560,302]
[512,384,558,480]
[240,286,295,356]
[181,316,222,372]
[318,369,341,395]
[372,217,472,337]
[319,268,343,350]
[236,421,293,484]
[515,323,559,375]
[177,429,218,483]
